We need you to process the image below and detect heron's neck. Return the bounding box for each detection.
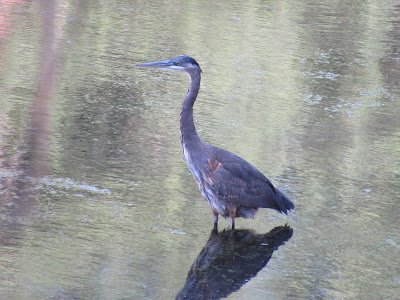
[180,70,201,145]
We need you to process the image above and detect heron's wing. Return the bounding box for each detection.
[205,149,277,209]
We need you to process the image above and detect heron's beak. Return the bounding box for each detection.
[136,60,172,69]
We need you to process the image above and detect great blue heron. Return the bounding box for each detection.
[137,56,294,229]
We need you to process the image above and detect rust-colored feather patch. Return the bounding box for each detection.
[208,159,223,173]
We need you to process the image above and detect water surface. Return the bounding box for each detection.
[0,0,399,299]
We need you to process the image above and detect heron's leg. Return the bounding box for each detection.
[212,209,219,230]
[227,205,237,230]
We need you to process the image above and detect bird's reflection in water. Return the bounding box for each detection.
[176,225,293,300]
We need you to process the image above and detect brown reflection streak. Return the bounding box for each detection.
[27,0,60,178]
[0,0,63,245]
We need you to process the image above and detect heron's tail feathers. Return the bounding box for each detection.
[274,190,294,215]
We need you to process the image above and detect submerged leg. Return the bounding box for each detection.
[212,209,219,230]
[227,205,237,230]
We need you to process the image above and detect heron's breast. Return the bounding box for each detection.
[181,141,202,184]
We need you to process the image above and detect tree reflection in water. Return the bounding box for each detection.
[176,225,293,300]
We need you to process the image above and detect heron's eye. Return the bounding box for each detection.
[175,62,181,66]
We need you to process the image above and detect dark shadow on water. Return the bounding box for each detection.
[176,225,293,300]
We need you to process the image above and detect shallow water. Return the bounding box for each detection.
[1,0,400,299]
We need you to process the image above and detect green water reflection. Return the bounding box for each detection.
[0,0,399,299]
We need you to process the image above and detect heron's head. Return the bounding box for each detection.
[136,56,202,73]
